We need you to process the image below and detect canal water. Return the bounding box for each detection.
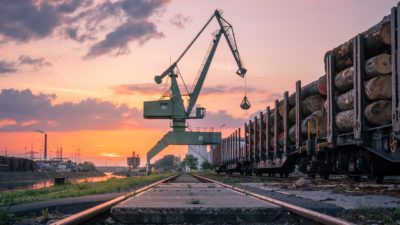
[0,172,126,192]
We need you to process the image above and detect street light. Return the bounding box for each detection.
[219,124,226,132]
[35,130,47,160]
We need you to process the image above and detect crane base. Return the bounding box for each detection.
[146,131,221,175]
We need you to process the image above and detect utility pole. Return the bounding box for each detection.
[75,147,81,163]
[30,143,34,160]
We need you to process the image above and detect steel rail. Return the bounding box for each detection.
[50,174,180,225]
[191,173,355,225]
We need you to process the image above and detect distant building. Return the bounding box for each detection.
[188,145,210,169]
[36,159,77,172]
[127,151,140,169]
[0,156,36,172]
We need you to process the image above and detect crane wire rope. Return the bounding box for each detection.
[240,76,251,110]
[176,65,190,99]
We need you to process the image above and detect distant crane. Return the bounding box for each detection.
[143,10,249,174]
[75,147,81,163]
[24,144,38,160]
[54,147,64,160]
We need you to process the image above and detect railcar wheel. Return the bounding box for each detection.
[308,174,316,179]
[321,173,330,180]
[347,175,361,181]
[375,175,384,184]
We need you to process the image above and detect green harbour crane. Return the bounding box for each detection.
[143,10,249,174]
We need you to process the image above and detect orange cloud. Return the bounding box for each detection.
[100,152,121,158]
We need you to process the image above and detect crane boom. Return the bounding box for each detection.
[152,10,247,116]
[215,10,247,77]
[154,13,215,84]
[186,30,223,115]
[186,10,247,115]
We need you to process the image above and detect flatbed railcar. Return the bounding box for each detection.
[212,3,400,183]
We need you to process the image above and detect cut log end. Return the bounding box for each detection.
[365,100,391,125]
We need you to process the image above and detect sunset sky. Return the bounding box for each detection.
[0,0,398,166]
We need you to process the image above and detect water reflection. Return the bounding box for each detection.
[0,172,125,192]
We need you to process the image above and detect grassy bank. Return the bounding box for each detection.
[0,173,175,206]
[0,171,105,182]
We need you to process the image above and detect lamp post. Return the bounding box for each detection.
[219,124,226,132]
[35,130,47,160]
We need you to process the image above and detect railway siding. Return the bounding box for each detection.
[110,174,281,224]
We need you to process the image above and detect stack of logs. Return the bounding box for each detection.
[278,75,327,146]
[330,16,392,132]
[335,54,391,131]
[271,15,392,146]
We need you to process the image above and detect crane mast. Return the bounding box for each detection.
[143,10,247,174]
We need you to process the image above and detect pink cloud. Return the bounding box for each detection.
[0,119,17,128]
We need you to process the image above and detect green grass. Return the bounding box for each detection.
[338,205,400,225]
[0,208,12,225]
[189,198,201,204]
[0,173,175,207]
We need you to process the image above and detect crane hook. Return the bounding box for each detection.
[240,76,251,110]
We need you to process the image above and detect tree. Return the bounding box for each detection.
[201,160,212,170]
[154,155,180,172]
[79,161,96,172]
[182,154,198,170]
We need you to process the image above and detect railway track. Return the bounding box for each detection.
[47,173,356,225]
[50,174,180,225]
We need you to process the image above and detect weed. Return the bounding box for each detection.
[190,198,201,204]
[331,185,346,193]
[395,205,400,217]
[339,207,400,225]
[0,208,12,225]
[41,208,49,222]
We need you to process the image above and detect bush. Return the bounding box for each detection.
[201,161,212,170]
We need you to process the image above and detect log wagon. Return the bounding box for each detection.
[212,3,400,183]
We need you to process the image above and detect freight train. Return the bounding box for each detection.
[211,3,400,183]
